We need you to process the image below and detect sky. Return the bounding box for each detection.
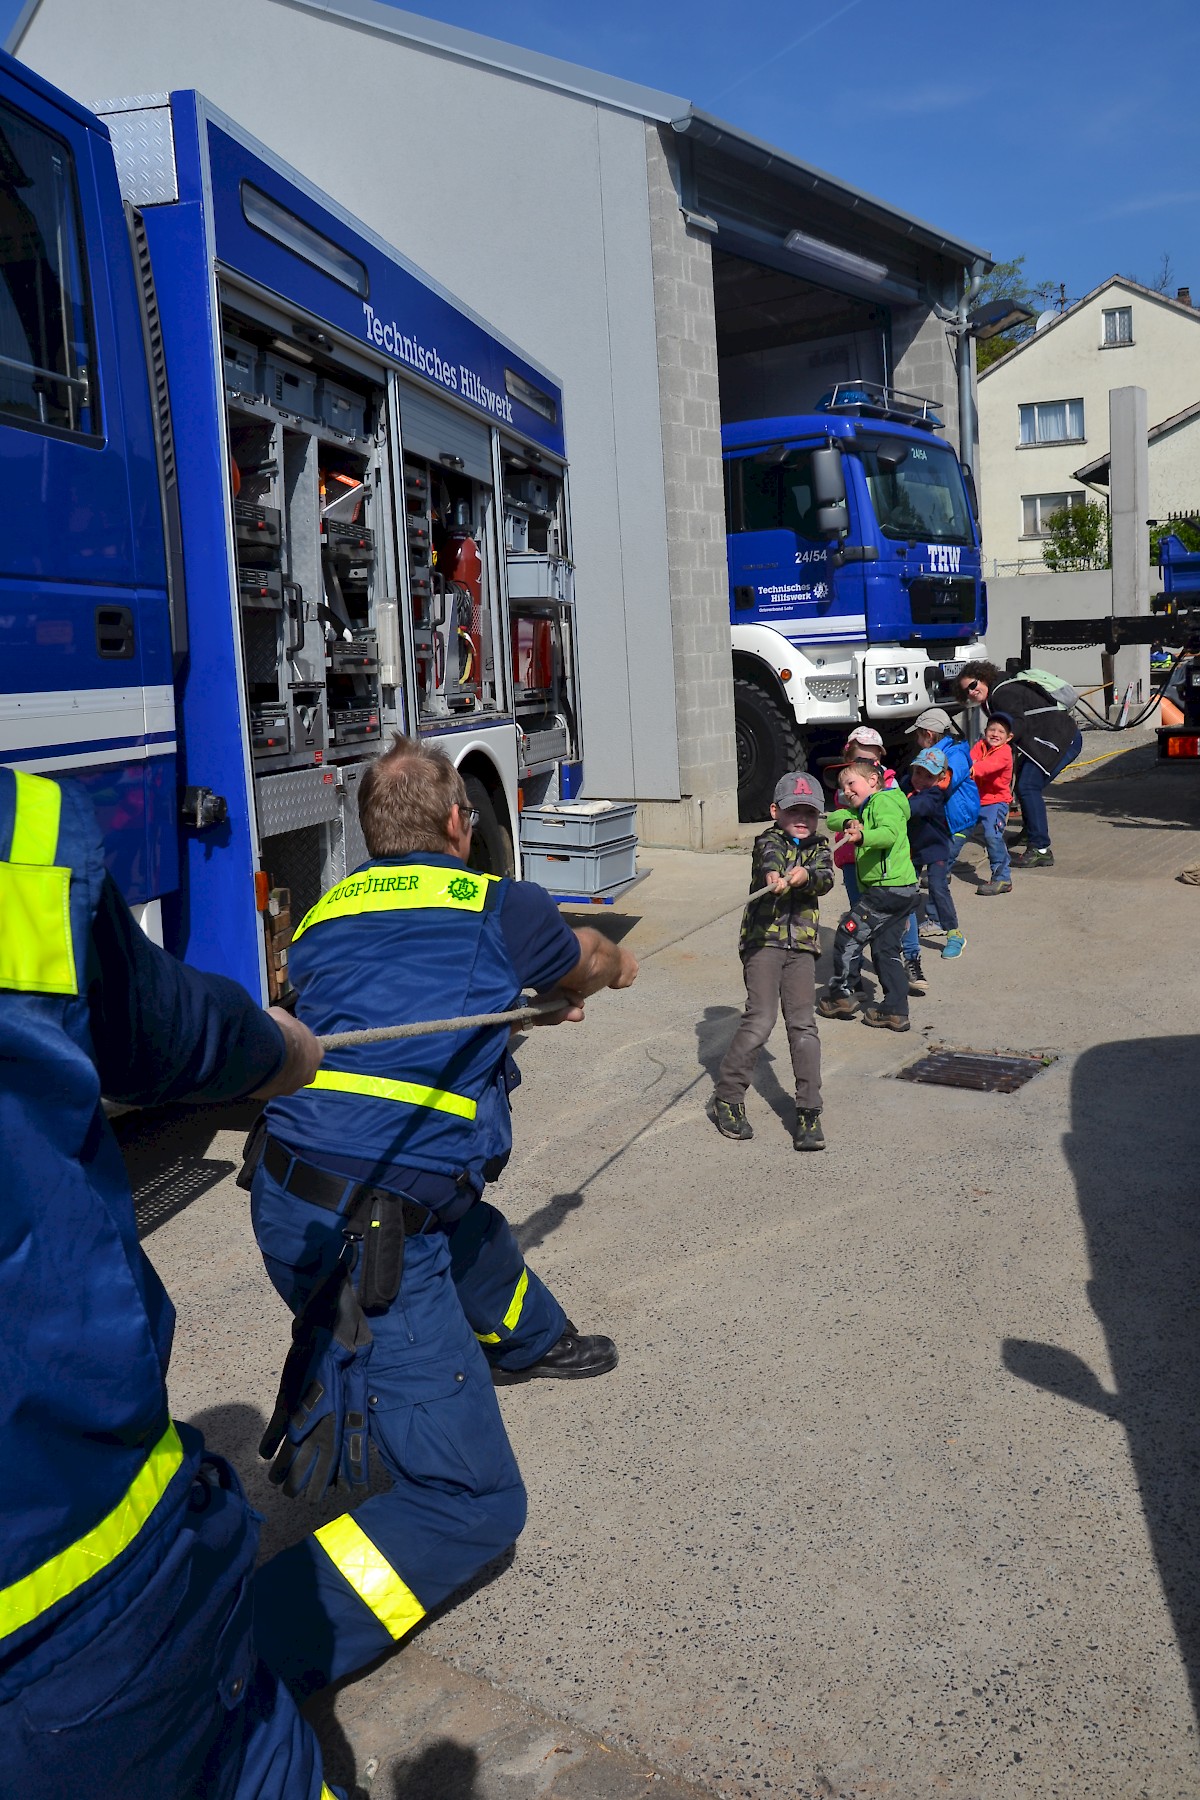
[2,0,1197,304]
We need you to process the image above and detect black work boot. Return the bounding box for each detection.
[793,1108,825,1152]
[905,955,927,995]
[708,1096,753,1140]
[496,1323,619,1382]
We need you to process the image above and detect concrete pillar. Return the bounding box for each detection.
[642,123,740,849]
[1108,385,1150,707]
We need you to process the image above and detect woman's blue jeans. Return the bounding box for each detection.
[1016,728,1083,850]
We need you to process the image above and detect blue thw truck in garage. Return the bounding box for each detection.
[0,51,604,1001]
[724,383,987,817]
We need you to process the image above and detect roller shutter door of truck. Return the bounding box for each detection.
[397,383,492,484]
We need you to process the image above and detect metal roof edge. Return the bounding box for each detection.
[679,108,992,267]
[268,0,690,120]
[5,0,46,55]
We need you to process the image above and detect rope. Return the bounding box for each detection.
[318,997,568,1049]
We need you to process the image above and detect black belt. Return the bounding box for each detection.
[262,1135,440,1237]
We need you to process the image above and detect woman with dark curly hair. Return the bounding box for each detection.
[955,661,1082,867]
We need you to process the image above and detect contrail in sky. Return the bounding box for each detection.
[711,0,866,103]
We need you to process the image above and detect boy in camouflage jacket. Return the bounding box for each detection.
[709,771,834,1151]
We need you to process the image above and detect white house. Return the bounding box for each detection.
[978,276,1200,571]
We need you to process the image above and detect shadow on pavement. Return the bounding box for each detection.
[514,1190,585,1254]
[1048,741,1200,834]
[115,1099,259,1239]
[1002,1033,1200,1721]
[695,1002,791,1128]
[388,1740,481,1799]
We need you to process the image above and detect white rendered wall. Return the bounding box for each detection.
[978,285,1200,570]
[16,0,683,801]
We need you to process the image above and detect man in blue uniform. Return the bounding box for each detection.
[0,766,339,1799]
[250,735,637,1698]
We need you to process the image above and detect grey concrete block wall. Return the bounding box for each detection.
[642,123,740,849]
[892,304,961,455]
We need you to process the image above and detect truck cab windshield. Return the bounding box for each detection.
[859,440,972,545]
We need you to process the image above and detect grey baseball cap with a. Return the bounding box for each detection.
[906,707,956,736]
[773,771,825,813]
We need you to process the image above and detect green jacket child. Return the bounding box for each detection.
[827,786,916,888]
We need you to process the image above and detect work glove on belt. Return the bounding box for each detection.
[258,1188,410,1500]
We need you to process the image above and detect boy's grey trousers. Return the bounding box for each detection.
[714,946,821,1112]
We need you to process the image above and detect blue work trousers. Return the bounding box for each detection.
[447,1199,566,1371]
[251,1167,527,1700]
[980,803,1011,882]
[1016,729,1083,850]
[0,1432,337,1800]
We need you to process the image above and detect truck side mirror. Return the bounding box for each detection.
[810,446,848,539]
[962,464,980,524]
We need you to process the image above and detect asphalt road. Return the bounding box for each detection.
[122,733,1200,1799]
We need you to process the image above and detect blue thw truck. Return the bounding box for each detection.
[0,52,593,1001]
[723,383,987,816]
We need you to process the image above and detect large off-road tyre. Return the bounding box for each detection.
[463,774,516,878]
[734,676,806,822]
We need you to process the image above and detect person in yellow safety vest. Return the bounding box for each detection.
[0,766,343,1799]
[248,734,638,1699]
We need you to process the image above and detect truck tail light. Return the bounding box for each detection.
[255,871,271,911]
[1165,734,1200,758]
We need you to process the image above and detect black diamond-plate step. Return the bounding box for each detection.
[895,1048,1055,1092]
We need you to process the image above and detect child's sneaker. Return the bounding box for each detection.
[817,988,858,1020]
[941,929,966,959]
[793,1108,825,1151]
[708,1096,753,1140]
[1012,847,1054,868]
[905,955,927,995]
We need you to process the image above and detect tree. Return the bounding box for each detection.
[974,255,1061,372]
[1042,500,1109,572]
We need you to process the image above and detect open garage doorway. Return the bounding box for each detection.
[713,250,889,422]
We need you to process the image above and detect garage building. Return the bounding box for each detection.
[10,0,988,843]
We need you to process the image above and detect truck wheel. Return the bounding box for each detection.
[734,677,805,821]
[464,775,515,878]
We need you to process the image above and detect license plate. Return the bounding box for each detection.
[940,660,964,680]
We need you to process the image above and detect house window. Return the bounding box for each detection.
[1102,306,1133,346]
[1021,492,1088,537]
[1019,399,1085,444]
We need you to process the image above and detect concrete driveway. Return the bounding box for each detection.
[122,734,1200,1799]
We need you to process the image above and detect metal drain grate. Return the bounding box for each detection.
[896,1048,1054,1093]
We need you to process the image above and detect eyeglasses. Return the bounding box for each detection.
[962,679,985,695]
[464,807,480,828]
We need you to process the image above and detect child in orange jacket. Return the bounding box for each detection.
[970,713,1014,894]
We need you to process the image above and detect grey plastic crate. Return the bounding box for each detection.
[520,801,636,849]
[522,836,637,895]
[317,377,367,439]
[223,333,260,398]
[261,353,318,419]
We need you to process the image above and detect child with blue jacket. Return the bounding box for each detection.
[906,747,965,961]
